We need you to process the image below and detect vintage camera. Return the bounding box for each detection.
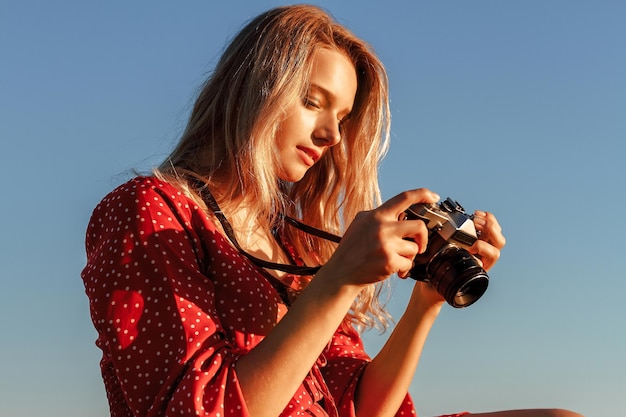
[404,198,489,308]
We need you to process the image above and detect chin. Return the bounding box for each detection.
[277,168,308,183]
[279,174,306,183]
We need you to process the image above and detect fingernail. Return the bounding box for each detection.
[474,217,486,227]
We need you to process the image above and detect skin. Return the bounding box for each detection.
[232,48,580,417]
[275,48,357,183]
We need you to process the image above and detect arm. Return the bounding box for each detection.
[235,189,441,417]
[354,210,506,417]
[355,283,444,417]
[82,178,253,417]
[235,267,363,416]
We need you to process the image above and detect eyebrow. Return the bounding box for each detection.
[309,84,353,121]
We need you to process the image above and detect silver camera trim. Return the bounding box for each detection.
[405,198,478,250]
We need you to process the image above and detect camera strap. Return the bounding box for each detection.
[194,181,342,276]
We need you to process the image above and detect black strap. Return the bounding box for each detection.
[194,182,341,276]
[283,216,342,244]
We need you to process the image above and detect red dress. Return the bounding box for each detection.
[82,176,467,417]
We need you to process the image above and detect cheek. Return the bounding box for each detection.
[273,126,290,155]
[275,114,303,147]
[283,106,314,134]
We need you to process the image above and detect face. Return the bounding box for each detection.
[275,48,358,182]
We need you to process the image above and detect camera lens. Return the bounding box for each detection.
[426,246,489,308]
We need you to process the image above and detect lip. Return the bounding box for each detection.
[296,146,321,167]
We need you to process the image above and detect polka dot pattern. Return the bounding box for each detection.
[82,177,455,416]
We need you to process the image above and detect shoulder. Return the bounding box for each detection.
[92,176,197,217]
[96,176,181,206]
[87,176,211,237]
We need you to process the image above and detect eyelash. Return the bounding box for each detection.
[304,97,320,109]
[304,96,348,132]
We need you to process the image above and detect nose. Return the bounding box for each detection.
[314,115,342,147]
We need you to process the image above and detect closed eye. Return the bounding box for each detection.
[304,96,321,109]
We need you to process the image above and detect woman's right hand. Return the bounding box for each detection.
[323,188,441,287]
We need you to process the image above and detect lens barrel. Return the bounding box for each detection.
[409,234,489,308]
[426,246,489,308]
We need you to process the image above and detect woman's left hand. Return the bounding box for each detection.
[469,210,506,271]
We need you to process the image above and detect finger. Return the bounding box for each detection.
[378,189,440,219]
[396,219,429,253]
[468,239,501,271]
[473,211,506,250]
[391,219,431,277]
[396,234,423,258]
[396,253,418,279]
[474,210,503,233]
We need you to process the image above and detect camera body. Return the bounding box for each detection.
[404,198,489,308]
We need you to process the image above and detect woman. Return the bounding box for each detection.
[82,5,582,417]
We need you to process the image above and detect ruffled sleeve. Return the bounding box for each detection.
[321,325,417,417]
[82,177,256,416]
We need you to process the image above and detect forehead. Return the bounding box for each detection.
[308,48,357,107]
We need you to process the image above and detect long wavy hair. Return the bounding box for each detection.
[157,5,391,329]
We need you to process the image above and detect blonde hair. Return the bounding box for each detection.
[158,5,391,329]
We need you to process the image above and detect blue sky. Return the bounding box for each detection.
[1,1,624,416]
